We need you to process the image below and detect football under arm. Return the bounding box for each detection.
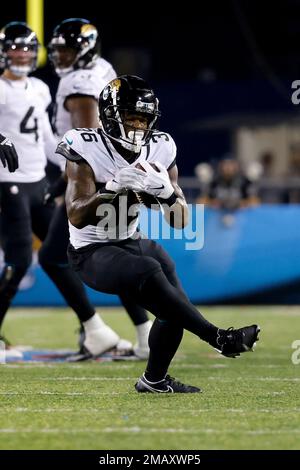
[161,165,189,229]
[65,159,115,229]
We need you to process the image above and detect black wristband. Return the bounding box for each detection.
[157,192,177,207]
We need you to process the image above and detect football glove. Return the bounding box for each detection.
[0,134,19,173]
[142,161,175,200]
[105,166,146,193]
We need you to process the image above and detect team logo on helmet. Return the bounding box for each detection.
[110,79,121,91]
[81,24,96,37]
[102,79,121,101]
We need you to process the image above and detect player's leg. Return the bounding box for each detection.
[70,241,259,360]
[137,239,186,382]
[68,241,218,341]
[0,183,32,334]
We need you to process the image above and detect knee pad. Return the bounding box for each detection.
[0,264,29,300]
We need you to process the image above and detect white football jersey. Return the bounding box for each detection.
[53,58,116,139]
[0,76,51,183]
[57,128,177,248]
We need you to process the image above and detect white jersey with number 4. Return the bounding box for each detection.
[0,76,53,183]
[57,127,177,248]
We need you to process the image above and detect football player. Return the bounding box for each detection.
[58,75,260,393]
[0,22,129,356]
[0,134,19,172]
[45,18,152,358]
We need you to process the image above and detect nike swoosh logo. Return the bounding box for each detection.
[149,185,164,190]
[66,137,73,145]
[142,382,174,393]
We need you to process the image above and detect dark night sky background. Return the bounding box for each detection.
[2,0,300,174]
[2,0,300,80]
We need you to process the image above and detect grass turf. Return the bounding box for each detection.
[0,306,300,450]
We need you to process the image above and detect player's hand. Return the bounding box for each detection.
[141,161,175,200]
[105,167,146,193]
[0,134,19,173]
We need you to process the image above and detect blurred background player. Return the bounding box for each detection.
[0,21,130,357]
[45,18,152,358]
[59,75,260,393]
[197,158,260,226]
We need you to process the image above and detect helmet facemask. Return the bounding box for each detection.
[103,106,159,153]
[0,24,39,77]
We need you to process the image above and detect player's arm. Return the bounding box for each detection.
[65,159,115,229]
[0,134,19,172]
[165,164,189,229]
[65,96,99,128]
[65,158,145,229]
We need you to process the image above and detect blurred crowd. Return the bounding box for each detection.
[194,149,300,209]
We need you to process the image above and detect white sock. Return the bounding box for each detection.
[83,313,106,333]
[136,320,152,345]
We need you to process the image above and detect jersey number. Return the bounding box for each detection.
[20,107,39,142]
[80,131,98,142]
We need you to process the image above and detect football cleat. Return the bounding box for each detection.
[135,374,202,393]
[77,325,133,360]
[215,324,260,358]
[82,324,120,356]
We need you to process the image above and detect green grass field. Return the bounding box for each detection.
[0,306,300,450]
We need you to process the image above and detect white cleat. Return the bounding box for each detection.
[116,338,133,351]
[83,325,120,356]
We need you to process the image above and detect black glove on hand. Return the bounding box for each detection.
[0,134,19,173]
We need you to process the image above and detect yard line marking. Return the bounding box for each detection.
[0,427,300,435]
[0,391,129,396]
[2,364,134,369]
[206,376,300,382]
[1,407,300,414]
[39,377,135,381]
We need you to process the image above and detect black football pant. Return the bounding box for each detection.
[0,179,95,330]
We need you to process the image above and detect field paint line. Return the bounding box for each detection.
[2,364,135,369]
[1,363,293,370]
[172,364,291,369]
[2,407,300,414]
[39,377,135,381]
[206,376,300,382]
[0,427,300,435]
[37,376,300,382]
[0,391,129,396]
